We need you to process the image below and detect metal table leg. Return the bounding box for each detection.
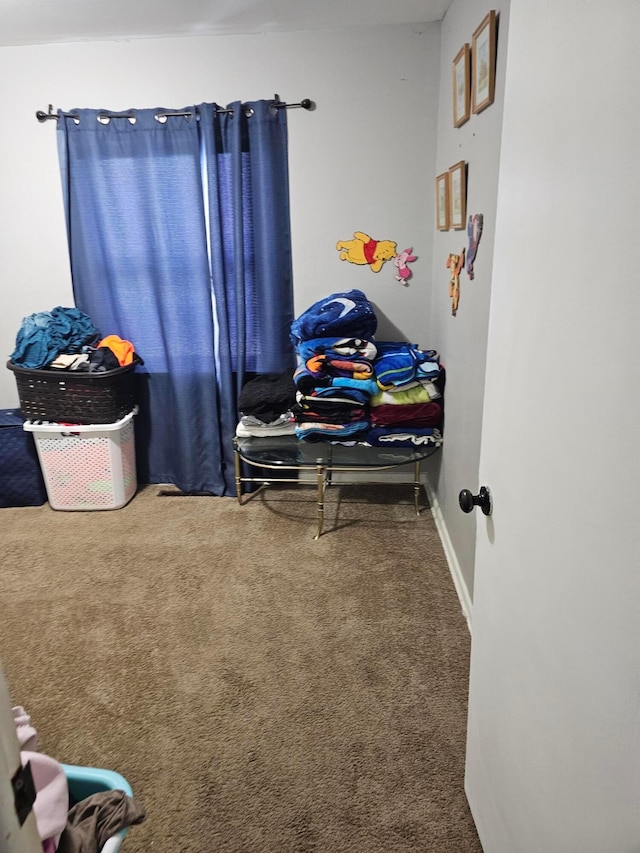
[414,460,422,515]
[314,462,326,539]
[234,443,243,505]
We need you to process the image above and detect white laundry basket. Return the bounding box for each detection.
[23,409,137,511]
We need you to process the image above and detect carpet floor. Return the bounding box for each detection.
[0,483,482,852]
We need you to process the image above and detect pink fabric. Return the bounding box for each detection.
[21,750,69,845]
[12,705,39,751]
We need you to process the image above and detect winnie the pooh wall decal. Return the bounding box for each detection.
[336,231,397,272]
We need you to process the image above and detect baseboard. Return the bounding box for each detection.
[423,478,473,633]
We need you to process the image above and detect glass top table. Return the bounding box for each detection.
[233,433,442,538]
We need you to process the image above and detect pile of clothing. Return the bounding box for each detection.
[289,289,444,447]
[13,705,144,852]
[236,372,297,438]
[10,307,141,371]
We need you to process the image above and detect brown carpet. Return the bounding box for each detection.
[0,483,481,852]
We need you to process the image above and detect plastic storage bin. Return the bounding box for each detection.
[7,360,137,425]
[62,763,133,853]
[23,410,137,511]
[0,408,47,507]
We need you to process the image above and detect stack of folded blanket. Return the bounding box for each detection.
[292,336,381,441]
[367,341,444,447]
[288,289,444,447]
[235,291,445,448]
[290,289,379,442]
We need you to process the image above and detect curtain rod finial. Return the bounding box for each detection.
[36,104,58,122]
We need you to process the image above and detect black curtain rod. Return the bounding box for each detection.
[36,95,314,123]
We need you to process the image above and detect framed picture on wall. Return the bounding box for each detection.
[453,44,471,127]
[435,172,450,231]
[472,10,497,114]
[448,161,467,230]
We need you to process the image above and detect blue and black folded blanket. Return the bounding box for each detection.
[294,393,367,418]
[364,426,443,448]
[290,290,378,345]
[295,336,378,364]
[296,385,372,407]
[373,342,441,389]
[296,419,371,442]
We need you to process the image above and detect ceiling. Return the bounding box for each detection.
[0,0,452,48]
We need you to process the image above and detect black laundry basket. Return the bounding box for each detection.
[7,360,137,424]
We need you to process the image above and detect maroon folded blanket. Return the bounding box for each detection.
[370,401,443,427]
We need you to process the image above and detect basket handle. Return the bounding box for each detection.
[23,407,138,434]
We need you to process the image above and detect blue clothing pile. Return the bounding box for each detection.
[10,307,100,370]
[290,291,445,447]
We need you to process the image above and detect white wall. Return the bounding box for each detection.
[466,2,640,848]
[0,24,440,406]
[425,0,509,604]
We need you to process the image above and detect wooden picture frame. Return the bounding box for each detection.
[472,10,497,114]
[435,172,450,231]
[448,161,467,230]
[453,44,471,128]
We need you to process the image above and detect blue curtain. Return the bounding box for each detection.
[57,101,295,495]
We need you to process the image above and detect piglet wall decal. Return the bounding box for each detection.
[393,247,417,286]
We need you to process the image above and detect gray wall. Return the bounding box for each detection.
[0,25,440,403]
[425,0,509,608]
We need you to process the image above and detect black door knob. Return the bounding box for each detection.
[459,486,492,516]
